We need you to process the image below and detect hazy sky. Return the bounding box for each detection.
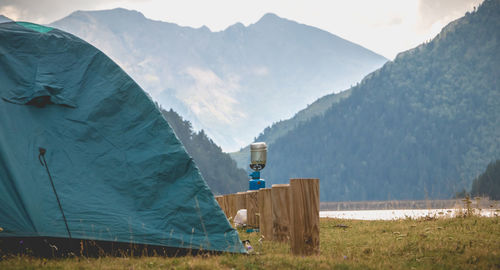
[0,0,482,59]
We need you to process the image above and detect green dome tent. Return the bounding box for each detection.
[0,21,245,255]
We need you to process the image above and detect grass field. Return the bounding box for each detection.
[1,216,499,269]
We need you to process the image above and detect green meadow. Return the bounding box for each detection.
[2,214,499,269]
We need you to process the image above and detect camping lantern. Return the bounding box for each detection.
[249,142,267,190]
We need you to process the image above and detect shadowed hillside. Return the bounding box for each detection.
[161,108,247,194]
[263,0,500,201]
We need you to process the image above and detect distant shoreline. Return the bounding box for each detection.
[320,197,499,211]
[320,208,500,220]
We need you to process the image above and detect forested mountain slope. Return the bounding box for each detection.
[264,0,500,201]
[471,159,500,200]
[161,109,247,194]
[230,89,352,169]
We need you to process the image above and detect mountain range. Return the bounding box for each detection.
[50,9,387,151]
[259,0,500,201]
[0,15,11,23]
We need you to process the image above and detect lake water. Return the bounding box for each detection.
[320,208,499,220]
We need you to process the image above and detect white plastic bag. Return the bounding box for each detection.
[234,209,247,228]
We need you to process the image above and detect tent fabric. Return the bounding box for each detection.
[0,21,245,253]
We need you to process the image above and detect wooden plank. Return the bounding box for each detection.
[271,184,291,242]
[215,195,224,215]
[258,188,273,241]
[289,178,319,256]
[246,190,259,228]
[220,195,229,218]
[235,192,247,213]
[226,193,237,220]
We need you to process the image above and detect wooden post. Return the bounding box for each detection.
[258,188,273,241]
[235,192,247,212]
[271,184,291,242]
[246,190,259,228]
[289,178,319,256]
[220,195,228,218]
[220,195,229,218]
[226,193,237,220]
[215,195,224,213]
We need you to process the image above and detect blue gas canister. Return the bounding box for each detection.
[249,178,265,190]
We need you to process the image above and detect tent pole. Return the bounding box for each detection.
[39,147,72,239]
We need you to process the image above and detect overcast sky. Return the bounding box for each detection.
[0,0,482,59]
